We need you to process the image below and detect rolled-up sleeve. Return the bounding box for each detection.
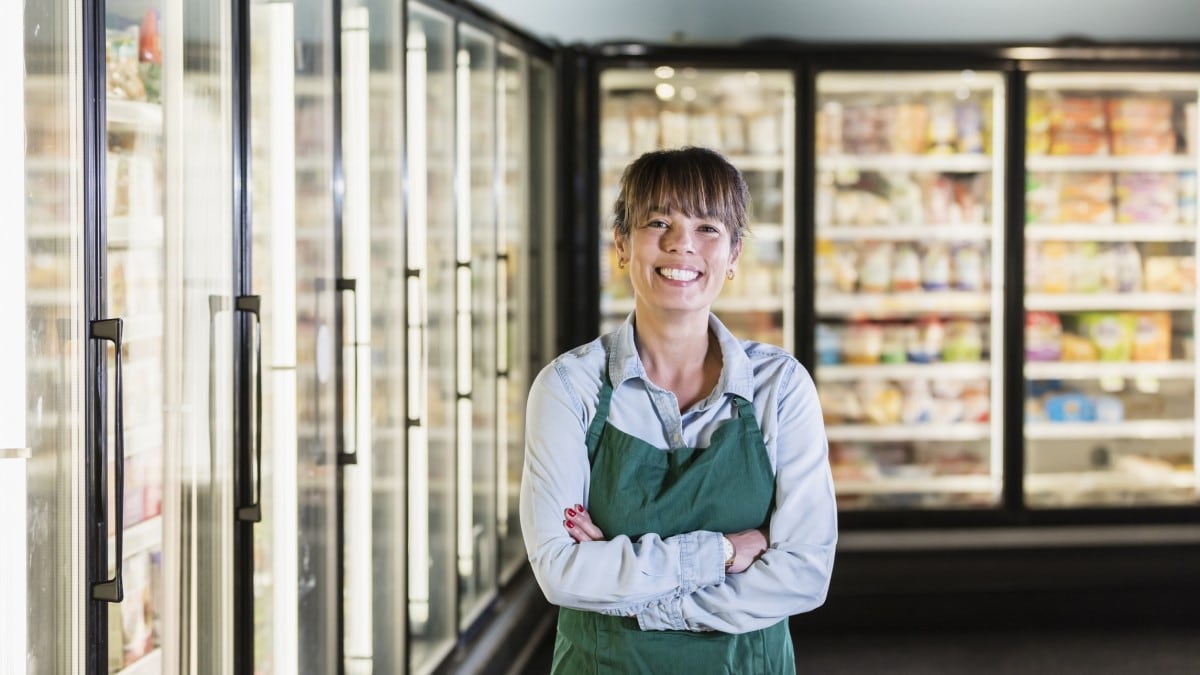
[520,358,727,615]
[635,363,838,633]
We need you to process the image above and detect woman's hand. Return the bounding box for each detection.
[725,527,769,574]
[563,504,605,543]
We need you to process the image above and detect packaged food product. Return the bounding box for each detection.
[907,317,944,363]
[1060,333,1099,361]
[1108,242,1143,292]
[927,99,957,154]
[900,379,934,424]
[844,322,883,364]
[1025,312,1062,361]
[1026,97,1051,156]
[1039,241,1070,293]
[892,102,930,154]
[1093,395,1125,422]
[942,320,983,362]
[1132,311,1171,361]
[857,380,903,425]
[1144,256,1183,292]
[1106,97,1173,132]
[955,102,985,154]
[880,324,911,363]
[858,242,893,292]
[891,244,921,291]
[920,242,950,291]
[816,323,841,365]
[1051,97,1106,130]
[1045,392,1096,422]
[1077,312,1136,361]
[951,243,984,291]
[1050,129,1108,156]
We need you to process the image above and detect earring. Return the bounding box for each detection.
[727,268,736,280]
[618,258,627,270]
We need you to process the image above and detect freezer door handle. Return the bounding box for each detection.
[236,295,263,522]
[91,318,124,603]
[336,278,359,466]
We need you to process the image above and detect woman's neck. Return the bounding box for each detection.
[633,311,721,409]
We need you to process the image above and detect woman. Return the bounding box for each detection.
[520,147,837,674]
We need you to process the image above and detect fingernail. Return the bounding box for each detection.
[566,509,576,517]
[575,504,585,512]
[566,521,574,529]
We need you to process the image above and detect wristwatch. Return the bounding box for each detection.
[721,536,735,569]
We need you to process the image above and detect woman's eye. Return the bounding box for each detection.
[648,220,668,228]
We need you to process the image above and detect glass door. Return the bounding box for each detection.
[598,66,795,349]
[1023,71,1200,507]
[406,3,457,671]
[496,44,530,581]
[247,0,339,673]
[813,70,1006,510]
[94,0,238,671]
[334,0,409,673]
[22,0,86,671]
[457,22,498,629]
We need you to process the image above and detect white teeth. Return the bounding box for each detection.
[658,267,699,281]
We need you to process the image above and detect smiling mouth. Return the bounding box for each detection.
[657,267,700,282]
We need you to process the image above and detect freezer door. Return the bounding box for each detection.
[1023,71,1200,508]
[813,70,1008,511]
[21,0,86,671]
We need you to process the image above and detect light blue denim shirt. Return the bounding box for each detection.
[520,313,838,634]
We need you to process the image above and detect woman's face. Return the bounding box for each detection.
[615,208,740,318]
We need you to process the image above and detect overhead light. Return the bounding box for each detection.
[654,82,676,100]
[654,65,675,79]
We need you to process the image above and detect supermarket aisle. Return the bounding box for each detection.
[518,614,1200,674]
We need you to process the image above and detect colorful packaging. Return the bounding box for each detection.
[1025,312,1062,362]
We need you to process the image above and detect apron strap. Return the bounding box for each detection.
[585,355,615,462]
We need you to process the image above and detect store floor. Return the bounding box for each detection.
[519,617,1200,674]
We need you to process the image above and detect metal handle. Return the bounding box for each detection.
[337,278,359,465]
[91,318,124,603]
[236,295,263,522]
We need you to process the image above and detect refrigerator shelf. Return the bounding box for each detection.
[817,291,991,316]
[1024,224,1197,242]
[1025,360,1194,380]
[834,474,997,495]
[1026,155,1197,173]
[1025,420,1195,440]
[826,423,990,442]
[1026,470,1196,494]
[818,361,990,382]
[1025,292,1196,312]
[817,70,1005,93]
[817,225,992,241]
[819,153,992,174]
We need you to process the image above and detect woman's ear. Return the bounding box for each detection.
[729,238,743,266]
[613,231,629,261]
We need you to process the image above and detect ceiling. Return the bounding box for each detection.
[470,0,1200,46]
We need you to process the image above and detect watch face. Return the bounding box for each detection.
[722,537,734,564]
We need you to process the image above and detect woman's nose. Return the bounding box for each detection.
[663,226,695,253]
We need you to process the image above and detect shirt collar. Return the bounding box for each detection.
[608,313,755,403]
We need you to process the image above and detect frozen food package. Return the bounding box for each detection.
[816,323,842,365]
[1050,128,1109,156]
[955,101,985,154]
[1106,97,1173,133]
[816,100,843,155]
[1027,97,1051,156]
[891,244,921,291]
[1186,102,1197,156]
[844,322,883,364]
[920,242,951,290]
[1132,311,1171,361]
[858,241,893,292]
[892,102,930,154]
[951,243,984,291]
[1078,312,1136,362]
[1050,97,1106,131]
[942,320,983,362]
[1045,392,1096,422]
[1025,311,1062,362]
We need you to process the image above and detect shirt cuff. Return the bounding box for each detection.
[679,530,726,593]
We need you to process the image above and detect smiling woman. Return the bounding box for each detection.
[520,147,838,674]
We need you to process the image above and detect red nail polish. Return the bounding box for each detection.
[567,509,576,517]
[576,504,585,512]
[566,521,574,529]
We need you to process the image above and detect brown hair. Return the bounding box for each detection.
[611,147,750,249]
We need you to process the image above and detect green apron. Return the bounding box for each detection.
[552,361,794,674]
